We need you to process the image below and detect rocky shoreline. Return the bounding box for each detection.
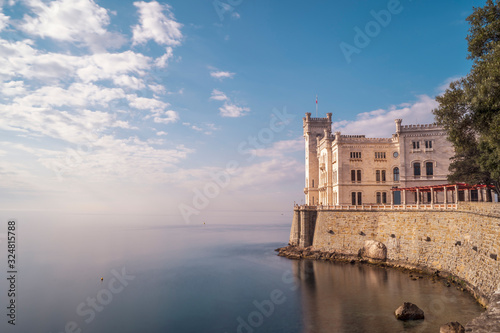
[276,245,478,295]
[276,245,500,332]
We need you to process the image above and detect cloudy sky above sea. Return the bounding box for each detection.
[0,0,485,221]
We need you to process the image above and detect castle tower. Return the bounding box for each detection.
[395,119,402,134]
[303,112,332,205]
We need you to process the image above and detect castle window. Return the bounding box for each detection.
[375,152,386,159]
[393,167,400,181]
[412,141,420,149]
[426,162,434,176]
[351,170,362,182]
[425,140,433,149]
[350,151,362,159]
[414,162,421,176]
[352,192,362,205]
[377,192,387,204]
[312,179,314,188]
[376,170,386,182]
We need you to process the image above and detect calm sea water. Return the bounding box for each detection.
[0,213,484,333]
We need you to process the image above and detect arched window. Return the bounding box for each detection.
[393,167,400,181]
[376,192,388,204]
[426,162,434,176]
[414,162,421,176]
[351,192,362,205]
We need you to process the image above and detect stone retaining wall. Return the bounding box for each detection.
[288,202,500,331]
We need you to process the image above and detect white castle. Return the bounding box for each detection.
[303,112,456,206]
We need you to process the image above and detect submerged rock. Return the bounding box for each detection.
[359,240,387,261]
[394,302,425,321]
[440,322,465,333]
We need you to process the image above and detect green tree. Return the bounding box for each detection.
[433,0,500,196]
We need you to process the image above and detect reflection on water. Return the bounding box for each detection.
[0,213,484,333]
[293,260,483,332]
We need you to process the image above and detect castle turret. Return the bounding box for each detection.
[303,112,332,205]
[395,119,402,134]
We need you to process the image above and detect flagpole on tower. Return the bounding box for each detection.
[315,94,318,117]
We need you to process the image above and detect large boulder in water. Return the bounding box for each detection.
[359,240,387,261]
[440,322,465,333]
[394,302,425,321]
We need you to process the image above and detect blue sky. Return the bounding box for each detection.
[0,0,486,223]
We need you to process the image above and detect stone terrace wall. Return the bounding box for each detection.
[298,203,500,303]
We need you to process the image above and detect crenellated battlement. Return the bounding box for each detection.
[308,117,330,121]
[303,112,333,123]
[338,135,394,143]
[401,123,439,130]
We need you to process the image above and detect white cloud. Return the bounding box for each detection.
[0,2,201,212]
[77,51,152,83]
[229,158,303,190]
[332,95,439,137]
[209,89,228,101]
[0,102,112,144]
[182,122,218,135]
[132,1,183,46]
[38,135,194,183]
[149,83,166,95]
[153,110,179,124]
[155,47,173,68]
[20,0,125,51]
[0,81,26,96]
[231,12,240,20]
[113,120,137,129]
[250,138,303,157]
[16,83,125,108]
[437,76,463,95]
[209,89,250,117]
[203,123,219,135]
[210,70,235,80]
[219,102,249,118]
[0,12,9,32]
[112,75,145,90]
[0,39,76,81]
[127,95,169,110]
[0,38,153,84]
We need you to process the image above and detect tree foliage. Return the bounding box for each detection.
[433,0,500,195]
